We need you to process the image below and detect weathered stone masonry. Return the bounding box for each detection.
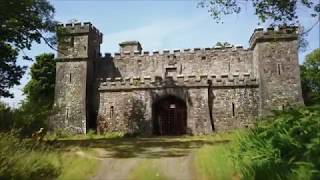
[53,22,303,135]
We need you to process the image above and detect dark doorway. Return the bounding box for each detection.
[153,96,187,135]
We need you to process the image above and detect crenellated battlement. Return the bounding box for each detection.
[112,45,250,59]
[98,73,258,91]
[56,22,103,43]
[249,26,298,49]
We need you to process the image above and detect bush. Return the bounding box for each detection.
[0,132,61,179]
[0,101,53,137]
[233,105,320,180]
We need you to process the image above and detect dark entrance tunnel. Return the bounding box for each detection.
[153,95,187,136]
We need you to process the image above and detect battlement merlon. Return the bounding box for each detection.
[56,22,103,59]
[56,22,103,44]
[249,26,298,49]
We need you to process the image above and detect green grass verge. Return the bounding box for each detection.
[57,148,100,180]
[46,131,125,141]
[194,132,239,180]
[195,144,238,180]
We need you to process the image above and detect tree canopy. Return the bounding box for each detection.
[198,0,320,25]
[0,53,56,135]
[23,53,56,108]
[301,48,320,106]
[0,0,56,98]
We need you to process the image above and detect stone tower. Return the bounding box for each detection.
[250,27,303,114]
[53,22,102,133]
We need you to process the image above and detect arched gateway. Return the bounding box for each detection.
[153,96,187,135]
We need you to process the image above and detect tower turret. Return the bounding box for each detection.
[250,26,303,114]
[53,22,102,133]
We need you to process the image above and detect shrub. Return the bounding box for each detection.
[233,105,320,180]
[0,132,61,179]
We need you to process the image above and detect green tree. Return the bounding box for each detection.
[0,102,15,131]
[198,0,320,25]
[0,0,56,98]
[15,53,56,135]
[301,48,320,106]
[23,53,56,108]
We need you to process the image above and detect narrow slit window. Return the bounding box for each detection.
[69,73,72,83]
[110,106,114,119]
[277,63,281,75]
[66,108,69,119]
[70,36,74,47]
[232,102,235,117]
[228,62,231,72]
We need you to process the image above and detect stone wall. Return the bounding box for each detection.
[100,47,254,80]
[97,85,259,135]
[212,87,259,131]
[250,27,303,114]
[54,61,88,133]
[53,22,102,133]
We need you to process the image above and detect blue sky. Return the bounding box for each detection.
[1,0,319,107]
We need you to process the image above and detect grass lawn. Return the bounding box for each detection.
[57,148,100,180]
[194,132,240,180]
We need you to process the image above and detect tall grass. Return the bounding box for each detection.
[195,144,237,180]
[45,130,125,140]
[57,151,99,180]
[0,132,60,179]
[0,131,100,180]
[194,131,239,180]
[232,105,320,180]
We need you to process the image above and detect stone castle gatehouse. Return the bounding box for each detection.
[53,22,303,135]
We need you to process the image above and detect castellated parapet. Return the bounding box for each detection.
[53,23,303,135]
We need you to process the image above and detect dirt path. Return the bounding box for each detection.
[88,137,210,180]
[92,158,142,180]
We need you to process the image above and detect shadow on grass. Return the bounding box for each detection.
[48,136,230,159]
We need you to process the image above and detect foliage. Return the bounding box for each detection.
[0,53,56,136]
[0,0,56,97]
[301,48,320,106]
[233,105,320,180]
[0,102,15,131]
[20,53,56,135]
[0,131,60,179]
[215,41,232,47]
[198,0,320,25]
[0,131,101,180]
[24,53,56,107]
